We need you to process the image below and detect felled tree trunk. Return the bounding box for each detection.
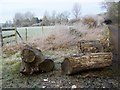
[77,40,103,53]
[100,37,113,52]
[21,45,45,63]
[20,45,54,75]
[39,59,55,72]
[61,53,112,75]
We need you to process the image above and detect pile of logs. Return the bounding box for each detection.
[61,53,112,75]
[20,45,54,75]
[20,40,112,75]
[77,40,104,53]
[61,40,112,75]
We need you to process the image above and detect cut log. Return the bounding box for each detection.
[61,53,112,75]
[20,45,45,75]
[39,58,55,72]
[21,45,45,63]
[77,40,104,53]
[20,45,54,75]
[100,37,113,52]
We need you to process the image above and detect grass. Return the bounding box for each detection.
[1,24,110,59]
[2,26,55,43]
[1,47,115,88]
[1,24,112,88]
[1,47,79,88]
[1,24,111,59]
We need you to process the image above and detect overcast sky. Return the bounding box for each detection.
[0,0,107,23]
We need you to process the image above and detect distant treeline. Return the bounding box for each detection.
[2,3,82,27]
[102,1,119,24]
[2,1,119,27]
[2,11,81,27]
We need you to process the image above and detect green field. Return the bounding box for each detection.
[2,26,55,44]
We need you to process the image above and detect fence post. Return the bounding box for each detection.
[0,27,3,57]
[0,27,3,47]
[42,25,44,32]
[25,28,27,41]
[107,26,110,47]
[0,27,2,81]
[15,27,17,43]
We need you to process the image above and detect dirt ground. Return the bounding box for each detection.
[1,25,120,89]
[1,47,120,89]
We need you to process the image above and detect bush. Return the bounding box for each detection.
[44,26,76,50]
[82,16,97,28]
[2,24,106,52]
[69,28,82,37]
[27,25,82,50]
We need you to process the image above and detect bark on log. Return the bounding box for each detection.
[61,53,112,75]
[20,45,54,75]
[21,45,45,63]
[77,40,104,53]
[39,59,55,72]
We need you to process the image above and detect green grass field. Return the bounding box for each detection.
[1,25,118,88]
[2,26,55,44]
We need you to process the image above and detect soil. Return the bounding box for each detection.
[1,25,120,89]
[2,49,120,89]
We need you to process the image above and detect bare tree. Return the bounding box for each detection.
[13,12,35,27]
[13,13,23,26]
[55,11,70,24]
[101,1,119,23]
[42,11,50,26]
[61,11,70,21]
[24,11,34,21]
[72,3,81,19]
[51,10,56,25]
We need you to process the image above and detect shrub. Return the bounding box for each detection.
[69,28,82,37]
[82,16,97,28]
[2,24,107,53]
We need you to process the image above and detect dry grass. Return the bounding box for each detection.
[25,24,108,51]
[82,16,97,28]
[1,24,112,88]
[27,25,78,50]
[2,24,109,56]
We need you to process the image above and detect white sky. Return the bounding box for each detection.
[0,0,107,23]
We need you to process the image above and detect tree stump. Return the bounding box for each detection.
[61,53,112,75]
[77,40,103,53]
[20,45,54,75]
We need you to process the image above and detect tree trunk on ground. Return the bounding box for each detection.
[61,53,112,75]
[20,45,54,75]
[39,58,55,72]
[77,40,104,53]
[21,45,45,63]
